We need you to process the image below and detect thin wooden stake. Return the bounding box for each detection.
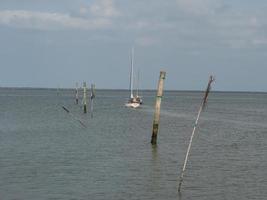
[61,106,86,128]
[178,75,215,192]
[75,82,79,104]
[151,71,166,145]
[83,82,87,113]
[90,84,95,118]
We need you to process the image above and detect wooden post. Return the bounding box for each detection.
[83,82,87,113]
[75,82,79,104]
[90,84,95,118]
[178,75,215,192]
[151,71,166,145]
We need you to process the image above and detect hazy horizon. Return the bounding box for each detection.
[1,85,267,94]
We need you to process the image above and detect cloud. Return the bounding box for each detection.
[135,36,159,46]
[174,1,267,48]
[210,13,267,48]
[0,1,266,49]
[176,0,224,15]
[80,0,120,17]
[0,10,111,30]
[252,38,267,45]
[79,6,88,15]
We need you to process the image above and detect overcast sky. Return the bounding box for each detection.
[0,0,267,91]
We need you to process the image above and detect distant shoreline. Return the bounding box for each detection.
[0,86,266,94]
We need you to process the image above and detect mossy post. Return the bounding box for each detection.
[83,82,87,113]
[151,71,166,145]
[75,82,79,104]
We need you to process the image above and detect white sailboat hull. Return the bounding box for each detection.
[125,102,140,108]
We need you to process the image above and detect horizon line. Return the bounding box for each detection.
[1,86,267,94]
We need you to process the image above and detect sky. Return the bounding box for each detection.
[0,0,267,91]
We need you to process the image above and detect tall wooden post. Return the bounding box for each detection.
[83,82,87,113]
[75,82,79,104]
[151,71,166,145]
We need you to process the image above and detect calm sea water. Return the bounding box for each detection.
[0,88,266,200]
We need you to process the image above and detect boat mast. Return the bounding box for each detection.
[129,47,134,99]
[136,69,140,97]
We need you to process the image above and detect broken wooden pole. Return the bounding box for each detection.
[83,81,87,113]
[178,75,215,192]
[151,71,166,145]
[75,82,79,104]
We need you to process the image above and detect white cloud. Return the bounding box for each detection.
[79,6,88,15]
[89,0,120,17]
[0,10,111,30]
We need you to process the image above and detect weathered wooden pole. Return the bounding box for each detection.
[151,71,166,145]
[75,82,79,104]
[178,75,215,192]
[83,81,87,113]
[90,84,96,118]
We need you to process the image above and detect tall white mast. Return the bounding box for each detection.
[129,47,134,99]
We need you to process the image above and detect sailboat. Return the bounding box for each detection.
[125,48,143,108]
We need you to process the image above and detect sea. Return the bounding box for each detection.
[0,88,266,200]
